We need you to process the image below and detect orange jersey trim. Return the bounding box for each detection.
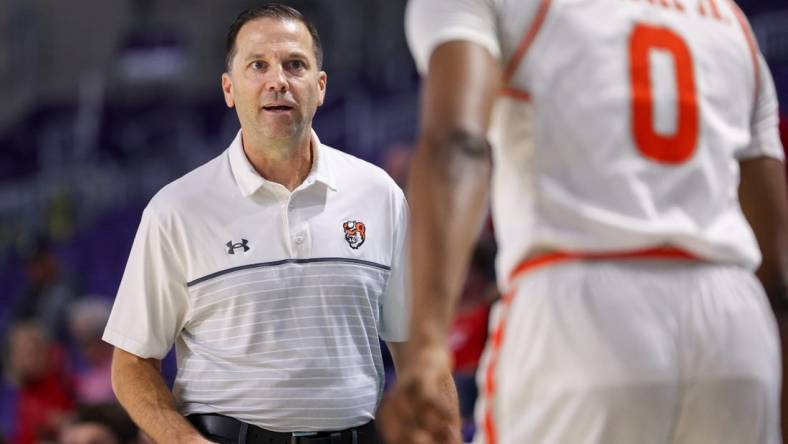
[508,246,698,284]
[500,87,532,101]
[726,0,761,102]
[502,0,552,85]
[483,290,513,444]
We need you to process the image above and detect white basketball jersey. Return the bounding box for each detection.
[407,0,785,284]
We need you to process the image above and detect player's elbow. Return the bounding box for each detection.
[423,127,491,161]
[418,127,493,183]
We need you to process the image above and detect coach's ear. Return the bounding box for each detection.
[316,70,327,107]
[221,73,235,108]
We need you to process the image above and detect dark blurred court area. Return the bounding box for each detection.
[0,1,786,443]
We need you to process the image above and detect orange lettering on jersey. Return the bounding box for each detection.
[698,0,727,22]
[632,0,685,13]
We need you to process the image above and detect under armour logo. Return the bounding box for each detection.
[226,239,249,254]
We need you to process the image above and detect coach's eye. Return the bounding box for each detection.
[250,61,266,71]
[286,60,306,71]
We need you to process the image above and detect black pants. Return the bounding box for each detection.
[188,414,380,444]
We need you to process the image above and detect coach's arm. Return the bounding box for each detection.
[111,347,215,444]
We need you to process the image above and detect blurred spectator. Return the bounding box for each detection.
[12,236,80,339]
[68,298,114,404]
[380,142,413,189]
[4,322,75,444]
[59,404,138,444]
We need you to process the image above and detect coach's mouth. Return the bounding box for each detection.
[262,103,295,113]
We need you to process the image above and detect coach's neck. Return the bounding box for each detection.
[241,127,314,192]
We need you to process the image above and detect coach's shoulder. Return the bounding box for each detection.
[147,151,231,218]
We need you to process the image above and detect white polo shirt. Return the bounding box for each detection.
[103,130,409,432]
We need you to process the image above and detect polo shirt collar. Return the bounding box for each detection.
[228,129,337,197]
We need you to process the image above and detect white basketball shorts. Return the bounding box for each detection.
[474,257,781,444]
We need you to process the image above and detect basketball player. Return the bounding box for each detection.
[379,0,788,443]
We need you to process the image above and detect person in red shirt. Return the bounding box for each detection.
[6,322,75,444]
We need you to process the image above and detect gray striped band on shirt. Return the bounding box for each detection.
[187,257,391,287]
[175,259,390,431]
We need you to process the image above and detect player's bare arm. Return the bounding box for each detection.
[379,40,500,444]
[408,39,500,361]
[111,348,215,444]
[739,156,788,314]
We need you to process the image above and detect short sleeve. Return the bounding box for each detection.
[102,205,190,359]
[406,0,501,74]
[737,54,785,161]
[378,189,410,342]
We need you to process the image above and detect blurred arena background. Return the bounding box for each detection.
[0,1,786,443]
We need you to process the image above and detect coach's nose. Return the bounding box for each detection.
[264,65,288,93]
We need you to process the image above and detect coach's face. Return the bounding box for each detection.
[222,18,326,143]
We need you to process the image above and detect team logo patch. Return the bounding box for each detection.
[226,239,249,254]
[343,221,366,249]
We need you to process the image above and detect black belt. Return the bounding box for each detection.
[187,414,379,444]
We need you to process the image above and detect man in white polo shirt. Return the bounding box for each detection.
[103,4,458,444]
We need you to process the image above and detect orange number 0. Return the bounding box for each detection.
[629,24,699,164]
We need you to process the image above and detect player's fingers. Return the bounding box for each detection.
[378,389,423,443]
[384,375,456,443]
[377,397,402,443]
[414,399,455,443]
[378,422,402,444]
[409,382,453,422]
[441,424,463,444]
[387,385,460,444]
[383,413,436,444]
[408,428,436,444]
[402,377,452,418]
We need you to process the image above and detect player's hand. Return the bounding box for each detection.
[378,347,461,444]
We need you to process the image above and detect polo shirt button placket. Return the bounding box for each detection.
[292,223,309,257]
[286,195,304,255]
[282,196,296,256]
